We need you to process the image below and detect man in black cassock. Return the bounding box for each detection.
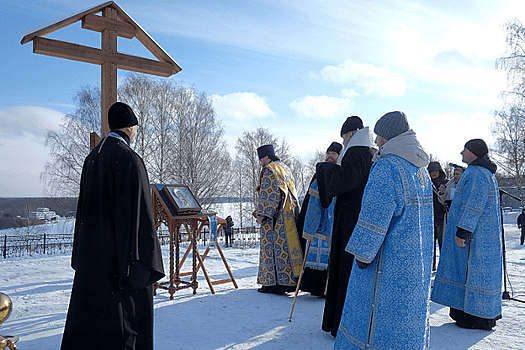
[315,116,375,337]
[61,102,165,350]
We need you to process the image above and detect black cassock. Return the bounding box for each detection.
[316,145,375,337]
[61,131,164,350]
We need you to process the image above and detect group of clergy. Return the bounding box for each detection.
[57,101,503,350]
[255,111,503,349]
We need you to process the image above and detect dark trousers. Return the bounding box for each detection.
[521,228,525,245]
[225,232,233,246]
[434,221,444,250]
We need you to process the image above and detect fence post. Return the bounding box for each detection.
[43,232,46,254]
[3,234,6,258]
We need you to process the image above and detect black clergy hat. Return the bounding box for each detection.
[257,144,275,160]
[327,142,343,154]
[464,139,488,158]
[108,102,138,131]
[340,116,364,136]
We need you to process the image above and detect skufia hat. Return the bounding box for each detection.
[108,102,138,131]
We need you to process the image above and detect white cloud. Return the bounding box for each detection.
[389,20,507,107]
[320,59,407,97]
[289,95,354,119]
[209,92,274,122]
[0,106,64,197]
[0,134,50,197]
[415,111,494,164]
[0,106,64,140]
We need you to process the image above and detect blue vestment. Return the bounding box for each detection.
[431,164,503,319]
[302,179,334,271]
[335,154,433,350]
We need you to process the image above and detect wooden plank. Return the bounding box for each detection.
[211,279,233,285]
[33,37,177,77]
[82,14,135,39]
[135,30,182,72]
[100,7,118,138]
[20,1,114,45]
[111,3,182,72]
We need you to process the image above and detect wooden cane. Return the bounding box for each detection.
[289,240,311,322]
[432,238,437,271]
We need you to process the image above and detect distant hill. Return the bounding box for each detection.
[0,197,78,229]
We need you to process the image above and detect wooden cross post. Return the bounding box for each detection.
[100,7,118,138]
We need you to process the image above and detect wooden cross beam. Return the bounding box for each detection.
[21,1,181,138]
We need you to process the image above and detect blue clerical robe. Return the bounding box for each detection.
[431,164,503,319]
[302,179,334,270]
[335,155,433,350]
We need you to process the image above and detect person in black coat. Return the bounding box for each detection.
[224,215,234,247]
[316,116,376,337]
[428,161,448,250]
[518,209,525,245]
[61,102,165,350]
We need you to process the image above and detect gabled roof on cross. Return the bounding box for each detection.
[20,1,182,77]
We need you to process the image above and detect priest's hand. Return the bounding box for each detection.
[256,215,264,225]
[455,236,466,247]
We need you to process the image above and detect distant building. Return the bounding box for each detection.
[29,208,58,221]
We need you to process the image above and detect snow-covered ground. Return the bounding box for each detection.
[1,214,524,349]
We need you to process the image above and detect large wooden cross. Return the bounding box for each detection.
[21,1,181,140]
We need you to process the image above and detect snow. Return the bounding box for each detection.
[1,215,524,350]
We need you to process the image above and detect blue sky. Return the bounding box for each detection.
[0,0,520,197]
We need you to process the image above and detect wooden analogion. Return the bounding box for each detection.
[151,185,237,300]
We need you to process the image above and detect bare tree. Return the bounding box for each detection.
[492,105,525,199]
[288,155,311,200]
[230,159,254,228]
[119,74,158,163]
[494,19,525,199]
[169,86,231,206]
[41,75,231,205]
[307,149,326,174]
[235,127,293,215]
[496,19,525,103]
[41,86,100,196]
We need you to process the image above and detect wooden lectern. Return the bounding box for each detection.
[151,184,237,299]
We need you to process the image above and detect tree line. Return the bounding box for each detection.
[494,19,525,201]
[41,74,323,226]
[42,17,525,225]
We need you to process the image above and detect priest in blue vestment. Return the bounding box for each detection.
[298,141,342,296]
[431,139,502,330]
[335,111,433,350]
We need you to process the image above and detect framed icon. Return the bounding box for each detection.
[161,184,201,215]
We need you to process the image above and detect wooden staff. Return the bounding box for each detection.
[289,240,311,322]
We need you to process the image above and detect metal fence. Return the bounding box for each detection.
[2,227,261,259]
[2,233,73,258]
[157,226,261,249]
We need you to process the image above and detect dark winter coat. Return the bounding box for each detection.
[61,130,164,350]
[518,213,525,230]
[225,217,234,234]
[316,128,375,337]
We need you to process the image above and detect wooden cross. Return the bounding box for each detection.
[20,1,181,139]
